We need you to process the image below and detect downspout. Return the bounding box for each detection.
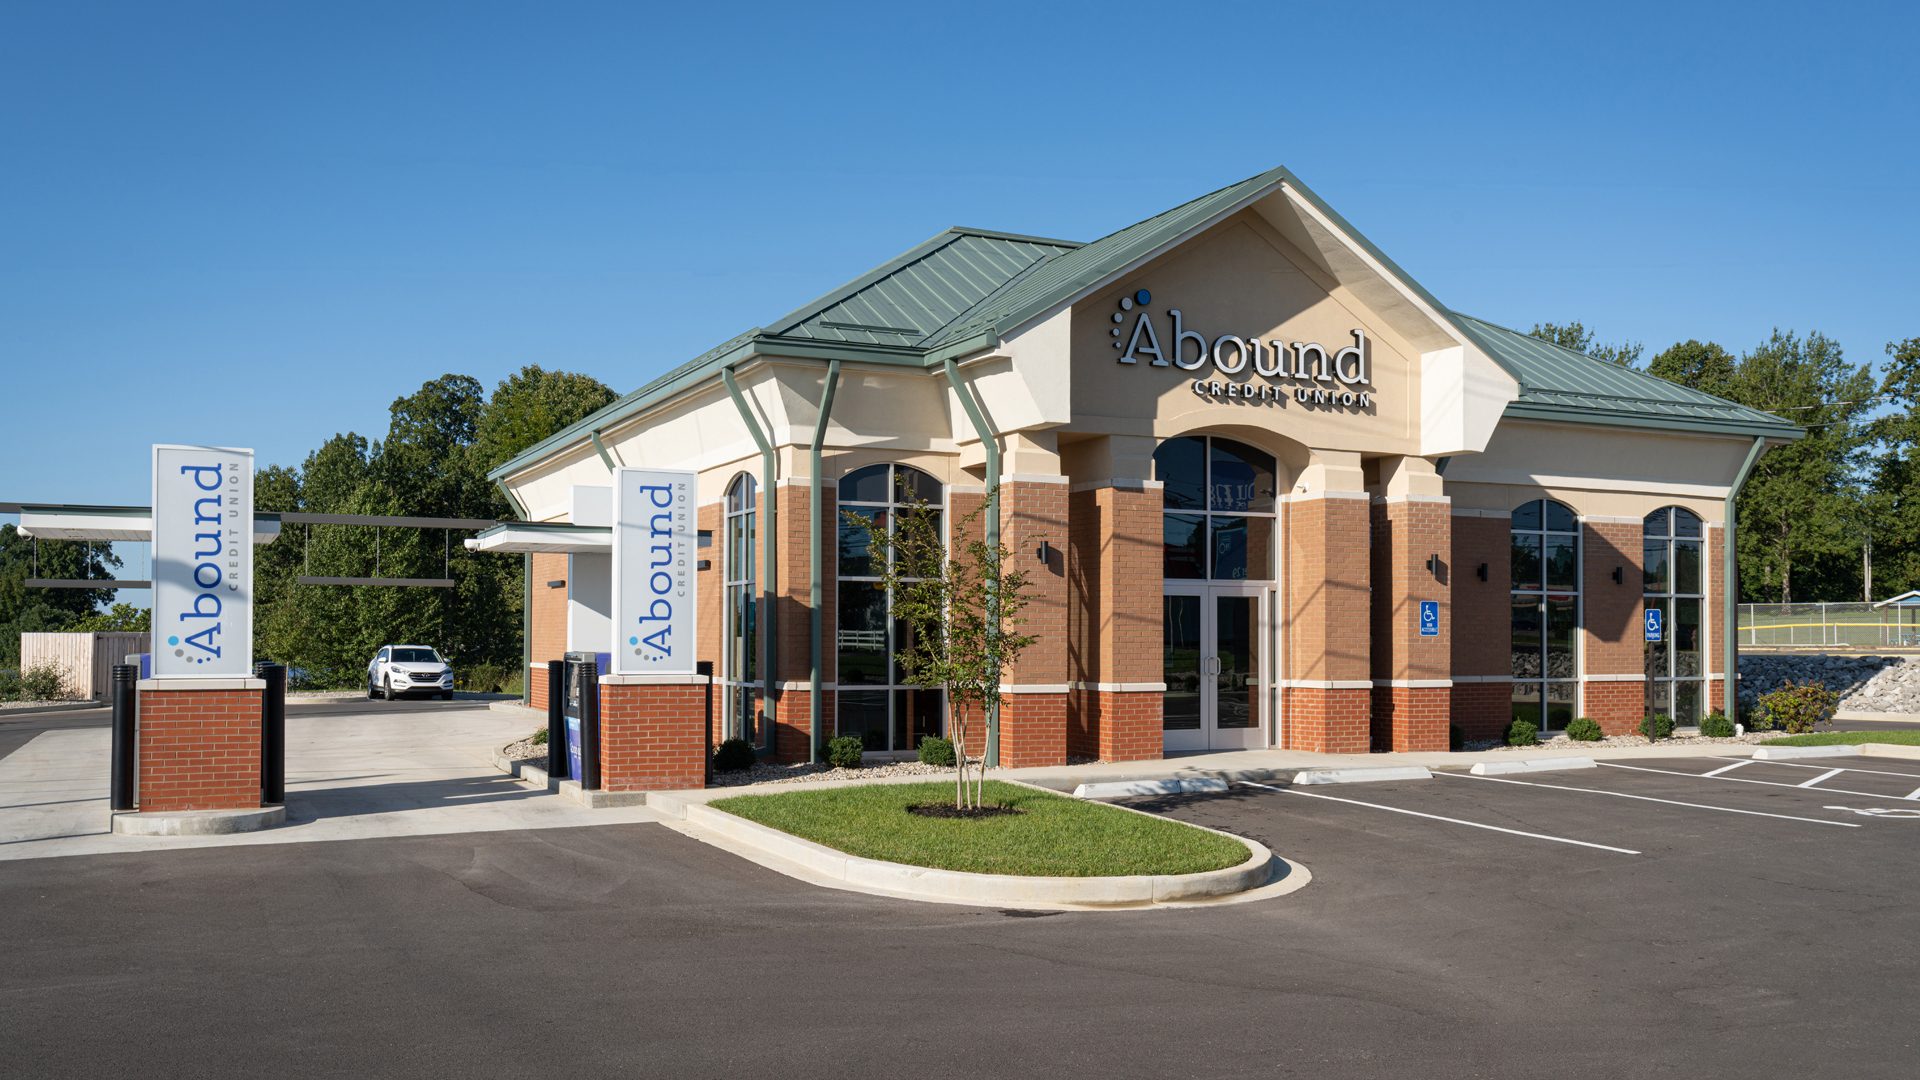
[1725,436,1767,726]
[723,366,777,747]
[942,357,1002,766]
[808,361,842,764]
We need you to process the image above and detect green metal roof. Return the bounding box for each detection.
[490,166,1798,482]
[1454,315,1802,440]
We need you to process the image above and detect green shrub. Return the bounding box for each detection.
[827,735,865,769]
[917,735,956,766]
[16,663,68,702]
[530,728,548,746]
[1505,719,1539,747]
[1639,713,1675,740]
[461,662,509,693]
[713,737,757,772]
[1698,711,1735,738]
[0,669,19,700]
[1565,717,1604,742]
[1757,680,1839,735]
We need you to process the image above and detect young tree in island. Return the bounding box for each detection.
[854,488,1036,811]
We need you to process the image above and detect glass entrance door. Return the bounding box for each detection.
[1163,585,1267,752]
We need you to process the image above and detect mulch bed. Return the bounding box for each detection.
[905,802,1024,820]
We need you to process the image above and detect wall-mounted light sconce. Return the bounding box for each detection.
[1612,566,1624,585]
[1425,553,1441,576]
[697,559,712,572]
[545,579,566,589]
[1036,540,1052,565]
[1476,563,1488,582]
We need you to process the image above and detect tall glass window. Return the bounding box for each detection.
[724,474,762,745]
[1511,499,1580,732]
[1151,436,1278,581]
[837,463,944,753]
[1644,506,1705,723]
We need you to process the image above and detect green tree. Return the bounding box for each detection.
[0,525,121,667]
[65,602,150,632]
[474,365,619,474]
[1863,337,1920,598]
[1529,321,1645,367]
[859,490,1036,811]
[1647,339,1740,399]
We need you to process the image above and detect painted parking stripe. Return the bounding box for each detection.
[1703,760,1753,777]
[1906,786,1920,801]
[1597,761,1899,802]
[1752,758,1920,781]
[1434,770,1860,828]
[1236,781,1640,855]
[1796,768,1845,788]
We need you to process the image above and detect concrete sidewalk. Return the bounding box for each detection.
[0,704,659,862]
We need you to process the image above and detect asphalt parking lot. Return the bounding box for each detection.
[2,748,1917,1078]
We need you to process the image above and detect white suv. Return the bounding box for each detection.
[367,645,455,700]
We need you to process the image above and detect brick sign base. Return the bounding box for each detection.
[136,679,266,812]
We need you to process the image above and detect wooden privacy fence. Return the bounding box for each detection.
[17,632,149,699]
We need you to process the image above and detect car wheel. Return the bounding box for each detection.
[382,677,392,701]
[367,680,377,700]
[441,690,454,701]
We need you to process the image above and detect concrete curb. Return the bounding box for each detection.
[111,805,286,836]
[1291,766,1432,785]
[648,786,1296,910]
[1861,744,1920,761]
[1468,757,1596,776]
[1072,778,1230,799]
[492,750,649,807]
[1752,745,1863,760]
[0,701,108,720]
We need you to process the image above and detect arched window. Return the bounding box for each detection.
[1644,506,1705,723]
[724,474,761,745]
[1511,499,1579,732]
[836,464,944,753]
[1151,436,1278,581]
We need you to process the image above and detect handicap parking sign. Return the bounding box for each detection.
[1419,600,1440,637]
[1645,607,1663,642]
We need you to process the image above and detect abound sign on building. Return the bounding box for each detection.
[151,444,254,678]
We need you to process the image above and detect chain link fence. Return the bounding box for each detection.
[1738,602,1920,649]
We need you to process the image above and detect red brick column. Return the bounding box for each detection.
[136,680,264,811]
[527,550,568,710]
[1369,497,1452,751]
[1284,494,1371,753]
[1065,482,1163,763]
[1582,517,1646,735]
[1449,510,1513,743]
[598,675,710,791]
[997,479,1069,767]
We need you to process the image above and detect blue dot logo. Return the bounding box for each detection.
[167,635,180,646]
[1134,289,1151,306]
[629,635,639,646]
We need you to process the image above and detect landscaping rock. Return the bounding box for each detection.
[1740,653,1920,713]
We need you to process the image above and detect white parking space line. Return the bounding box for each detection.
[1434,770,1861,828]
[1597,761,1898,802]
[1704,760,1752,777]
[1237,781,1641,855]
[1753,758,1920,781]
[1797,768,1846,788]
[1905,786,1920,801]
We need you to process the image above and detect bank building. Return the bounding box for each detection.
[473,164,1798,786]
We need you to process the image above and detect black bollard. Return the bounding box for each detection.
[579,657,601,791]
[110,664,137,811]
[697,660,714,786]
[546,659,566,778]
[256,661,286,804]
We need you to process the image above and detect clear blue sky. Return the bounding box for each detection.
[3,0,1916,510]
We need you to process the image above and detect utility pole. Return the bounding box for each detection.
[1864,532,1873,602]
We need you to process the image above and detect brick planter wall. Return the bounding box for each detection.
[136,683,263,812]
[598,677,709,791]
